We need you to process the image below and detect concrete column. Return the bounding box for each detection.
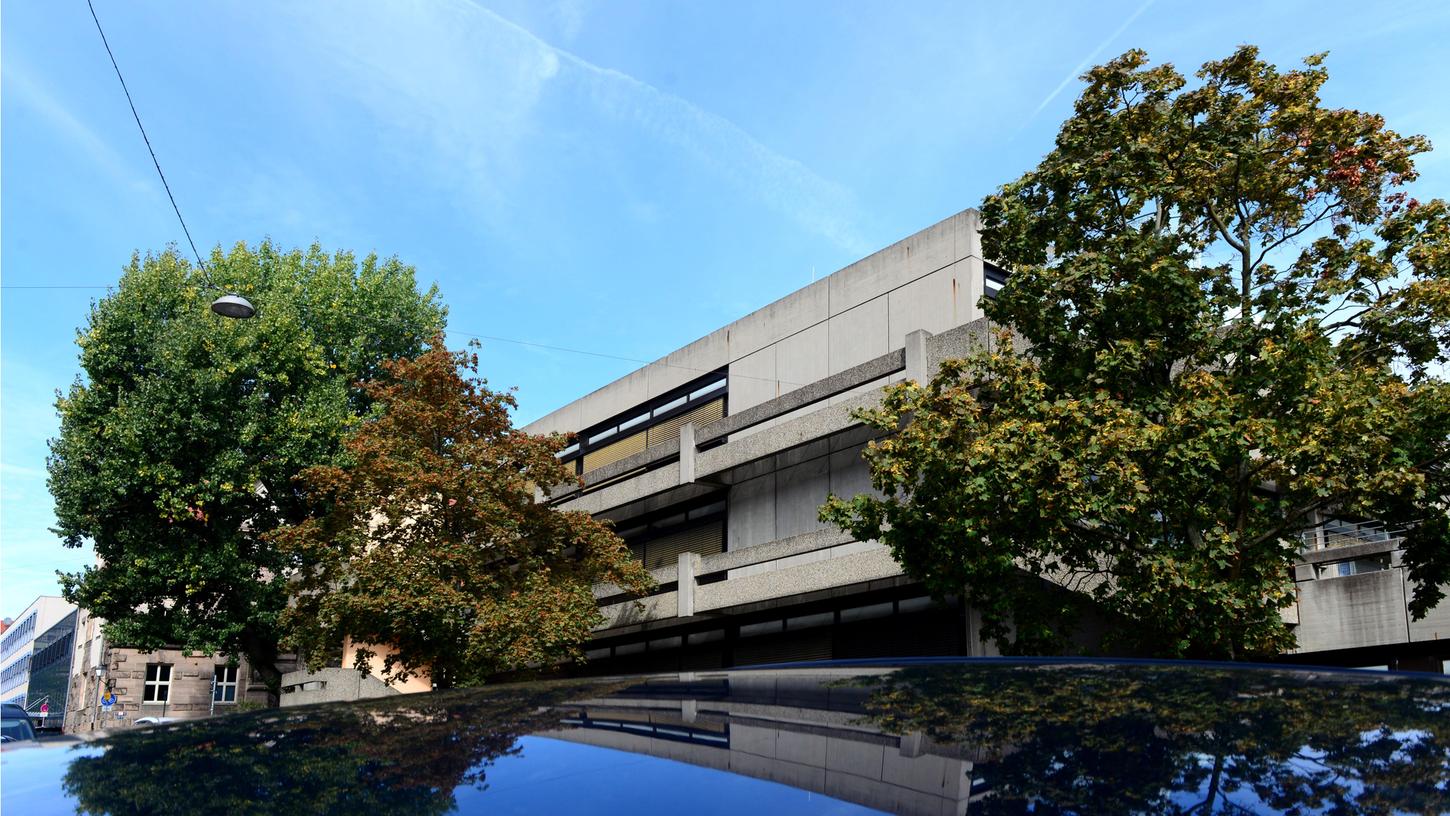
[899,731,926,758]
[678,552,700,617]
[680,699,698,723]
[905,330,931,384]
[679,422,696,485]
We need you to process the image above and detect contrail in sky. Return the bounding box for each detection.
[1029,0,1159,120]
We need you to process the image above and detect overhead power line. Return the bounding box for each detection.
[0,283,802,385]
[70,6,803,390]
[86,0,209,277]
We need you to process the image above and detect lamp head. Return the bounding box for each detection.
[210,293,256,319]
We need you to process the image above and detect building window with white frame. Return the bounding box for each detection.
[142,663,172,703]
[213,665,239,703]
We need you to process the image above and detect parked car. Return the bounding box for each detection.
[1,660,1446,814]
[131,717,179,726]
[0,703,35,744]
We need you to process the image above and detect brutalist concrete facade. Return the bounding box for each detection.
[526,207,1449,673]
[542,668,988,816]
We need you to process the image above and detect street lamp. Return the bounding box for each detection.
[210,293,256,319]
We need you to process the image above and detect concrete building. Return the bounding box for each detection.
[1,596,78,724]
[65,609,281,732]
[544,668,989,816]
[519,207,1448,674]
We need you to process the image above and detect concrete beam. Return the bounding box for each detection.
[678,552,700,617]
[696,389,889,481]
[697,350,905,446]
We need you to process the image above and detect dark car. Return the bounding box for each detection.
[0,703,36,744]
[2,659,1446,815]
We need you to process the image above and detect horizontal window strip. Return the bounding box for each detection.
[646,398,723,448]
[636,520,725,570]
[582,431,646,473]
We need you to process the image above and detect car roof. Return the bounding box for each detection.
[2,660,1445,815]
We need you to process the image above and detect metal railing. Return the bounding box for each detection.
[1299,518,1406,551]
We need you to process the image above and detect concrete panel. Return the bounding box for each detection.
[777,438,831,470]
[882,749,961,797]
[730,723,777,758]
[958,255,987,324]
[730,346,779,415]
[698,389,886,482]
[776,322,830,399]
[1293,571,1409,652]
[777,728,829,766]
[647,329,732,399]
[888,262,969,343]
[697,548,905,614]
[524,400,582,437]
[573,367,651,437]
[828,298,890,376]
[953,207,984,261]
[925,317,995,374]
[1405,573,1450,642]
[827,248,896,317]
[725,281,830,362]
[829,444,875,502]
[775,454,831,539]
[597,591,677,630]
[824,771,896,813]
[825,735,886,779]
[827,210,977,319]
[557,462,682,515]
[705,528,856,574]
[828,375,890,407]
[730,750,827,794]
[701,348,901,446]
[728,473,777,551]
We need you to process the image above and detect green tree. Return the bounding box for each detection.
[852,663,1450,815]
[63,678,623,816]
[272,337,654,688]
[822,46,1450,658]
[49,242,445,701]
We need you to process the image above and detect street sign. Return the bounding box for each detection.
[101,693,115,710]
[39,702,49,715]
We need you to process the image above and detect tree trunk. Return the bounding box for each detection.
[240,628,283,708]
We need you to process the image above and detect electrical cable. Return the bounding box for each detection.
[71,5,805,390]
[85,0,216,287]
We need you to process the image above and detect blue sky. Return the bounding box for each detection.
[3,0,1448,613]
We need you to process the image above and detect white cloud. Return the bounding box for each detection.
[1,59,153,194]
[549,0,591,43]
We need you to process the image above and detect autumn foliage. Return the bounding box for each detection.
[274,336,653,687]
[823,47,1450,659]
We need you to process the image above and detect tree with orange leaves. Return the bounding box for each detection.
[274,337,653,687]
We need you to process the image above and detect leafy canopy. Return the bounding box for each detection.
[855,664,1450,815]
[49,242,445,692]
[274,337,654,688]
[63,679,620,816]
[823,47,1450,658]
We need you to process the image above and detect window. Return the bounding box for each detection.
[1,613,37,659]
[618,495,727,569]
[1316,555,1391,579]
[143,664,172,703]
[984,263,1009,298]
[213,665,239,703]
[565,371,728,476]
